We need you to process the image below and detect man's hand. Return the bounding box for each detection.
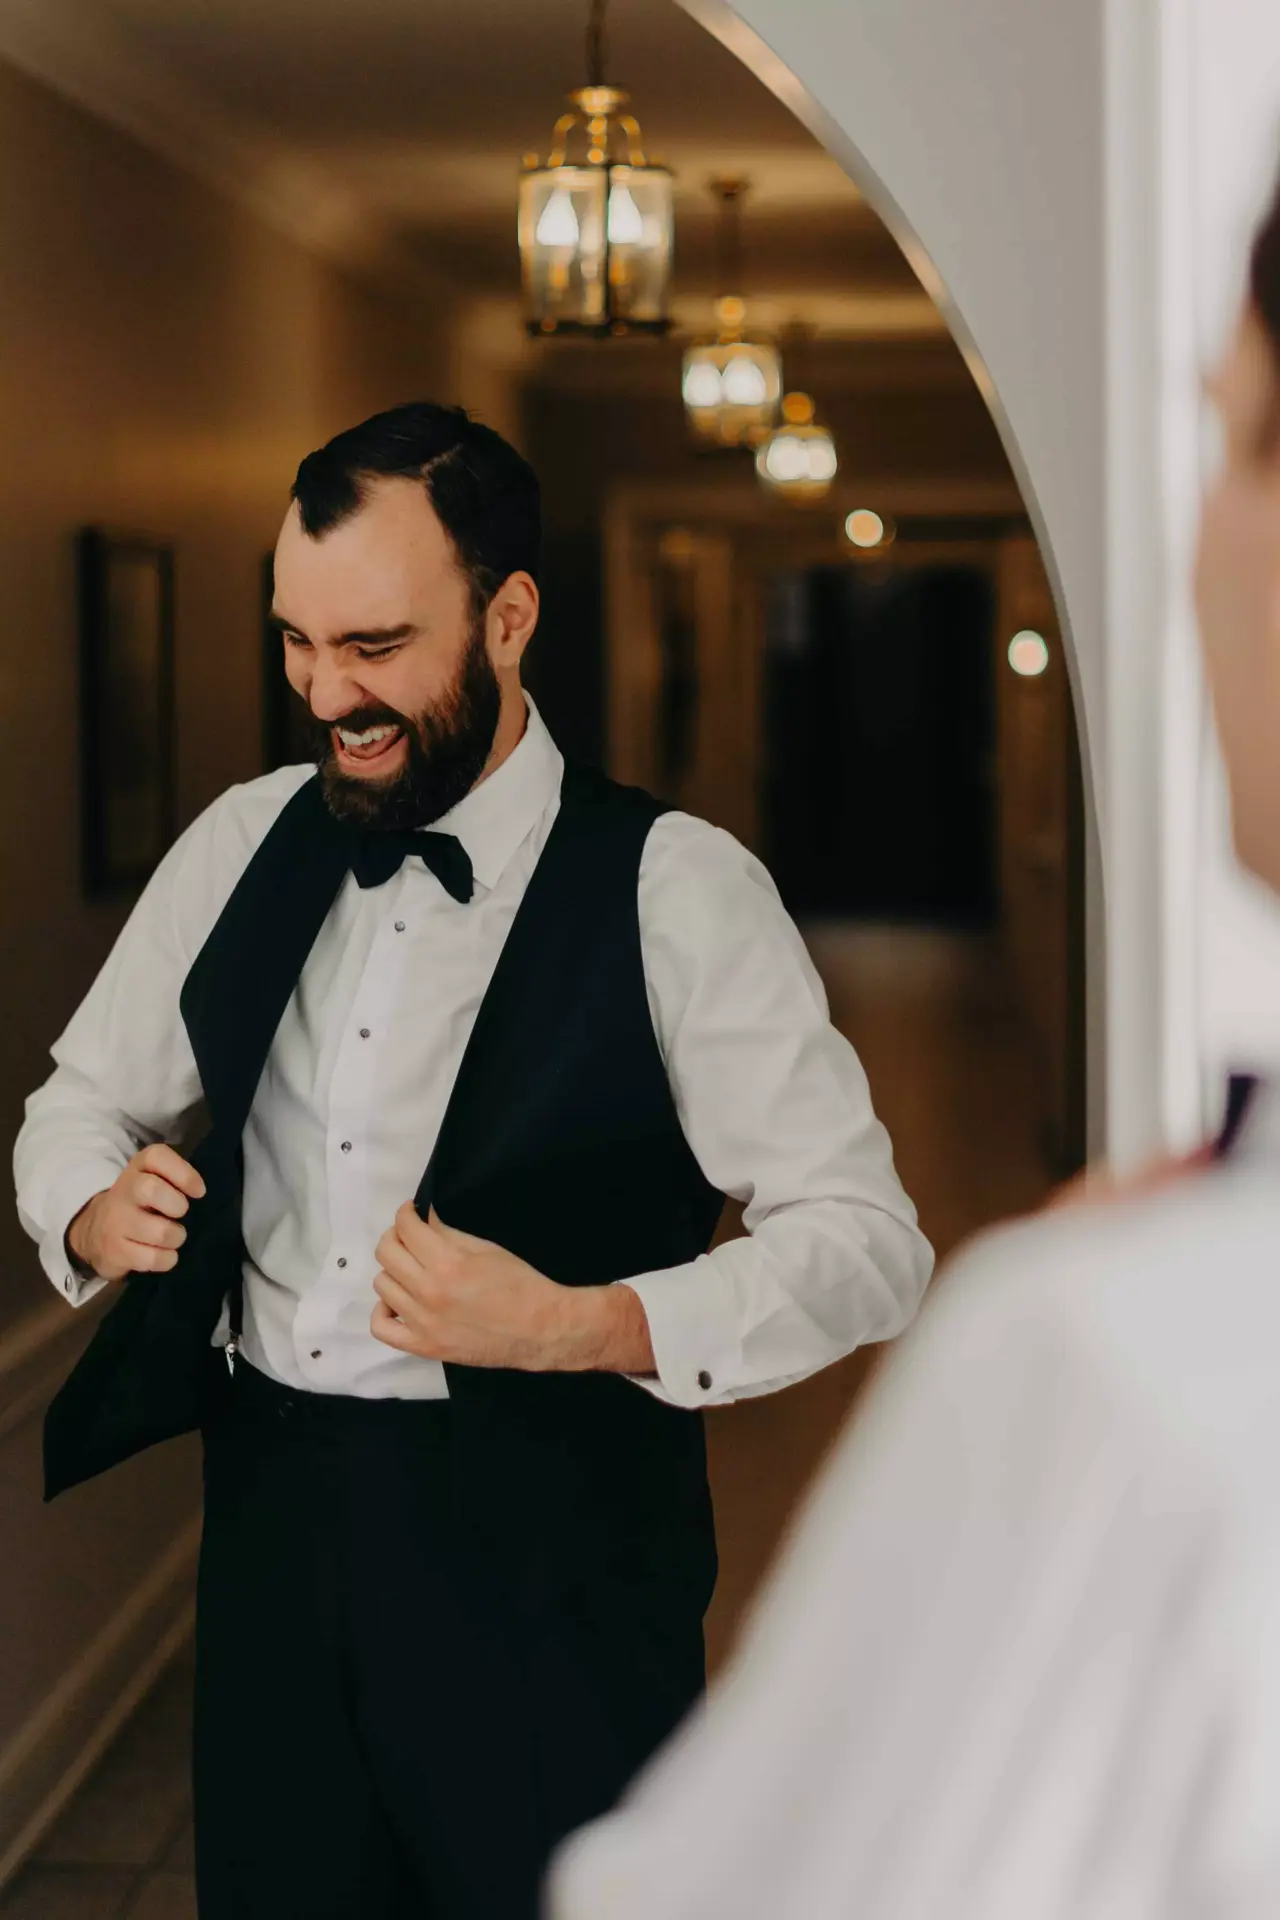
[66,1144,207,1283]
[370,1203,656,1375]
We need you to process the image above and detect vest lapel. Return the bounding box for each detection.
[179,775,350,1158]
[412,764,596,1219]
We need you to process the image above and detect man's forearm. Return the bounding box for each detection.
[563,1282,656,1376]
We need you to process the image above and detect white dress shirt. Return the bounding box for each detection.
[15,699,931,1408]
[551,1084,1280,1920]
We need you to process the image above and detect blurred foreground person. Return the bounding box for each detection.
[551,164,1280,1920]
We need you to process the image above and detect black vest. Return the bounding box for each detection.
[44,763,724,1605]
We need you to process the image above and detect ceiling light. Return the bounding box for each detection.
[519,0,673,338]
[755,391,839,502]
[681,181,782,447]
[1008,630,1050,677]
[845,509,895,549]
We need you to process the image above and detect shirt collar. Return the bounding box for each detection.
[430,696,563,893]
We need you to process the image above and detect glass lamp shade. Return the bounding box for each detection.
[520,160,673,336]
[755,392,839,501]
[681,337,783,445]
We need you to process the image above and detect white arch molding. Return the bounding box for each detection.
[675,0,1111,1155]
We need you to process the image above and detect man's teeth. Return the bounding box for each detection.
[337,724,400,748]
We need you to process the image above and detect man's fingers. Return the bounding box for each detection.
[128,1211,187,1252]
[133,1171,191,1220]
[137,1143,206,1201]
[372,1268,420,1321]
[370,1299,424,1352]
[122,1240,180,1274]
[393,1199,445,1256]
[376,1229,436,1295]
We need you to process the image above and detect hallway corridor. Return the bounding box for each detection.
[0,929,1053,1919]
[704,922,1055,1667]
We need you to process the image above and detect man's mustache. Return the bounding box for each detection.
[319,704,411,735]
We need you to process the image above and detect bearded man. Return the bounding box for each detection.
[15,403,931,1920]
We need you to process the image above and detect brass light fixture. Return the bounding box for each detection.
[754,327,838,501]
[519,0,673,337]
[681,180,782,446]
[755,392,839,500]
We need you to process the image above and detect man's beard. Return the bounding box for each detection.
[317,620,502,832]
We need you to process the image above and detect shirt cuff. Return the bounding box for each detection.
[35,1162,120,1308]
[617,1255,742,1409]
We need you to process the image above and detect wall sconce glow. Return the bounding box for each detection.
[844,509,892,549]
[1008,629,1050,677]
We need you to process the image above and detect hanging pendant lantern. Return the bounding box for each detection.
[519,0,673,337]
[681,181,782,446]
[755,391,840,502]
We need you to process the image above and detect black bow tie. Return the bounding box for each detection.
[347,828,474,902]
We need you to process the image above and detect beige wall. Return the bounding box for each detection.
[0,56,448,1880]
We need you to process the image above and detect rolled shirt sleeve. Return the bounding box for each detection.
[625,814,934,1408]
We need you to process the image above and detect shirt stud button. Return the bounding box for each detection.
[394,921,406,933]
[340,1140,352,1153]
[310,1349,322,1360]
[336,1257,347,1270]
[697,1370,713,1391]
[64,1277,73,1294]
[359,1028,371,1040]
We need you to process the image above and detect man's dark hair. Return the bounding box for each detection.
[291,402,541,612]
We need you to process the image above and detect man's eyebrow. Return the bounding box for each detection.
[267,612,418,646]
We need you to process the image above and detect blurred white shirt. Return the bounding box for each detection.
[14,700,930,1406]
[551,1084,1280,1920]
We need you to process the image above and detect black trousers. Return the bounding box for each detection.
[194,1361,707,1919]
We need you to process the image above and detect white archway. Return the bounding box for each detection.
[678,0,1280,1165]
[675,0,1110,1152]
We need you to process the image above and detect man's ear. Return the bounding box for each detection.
[486,572,539,668]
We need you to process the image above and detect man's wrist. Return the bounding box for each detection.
[64,1198,101,1281]
[557,1282,656,1376]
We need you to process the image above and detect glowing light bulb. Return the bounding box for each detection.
[607,186,644,245]
[721,356,768,405]
[1008,630,1050,677]
[806,436,838,483]
[536,190,580,249]
[765,434,809,483]
[682,360,724,408]
[845,510,885,549]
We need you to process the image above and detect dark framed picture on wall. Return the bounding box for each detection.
[261,551,320,771]
[78,527,176,897]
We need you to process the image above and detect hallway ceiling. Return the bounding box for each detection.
[0,0,944,347]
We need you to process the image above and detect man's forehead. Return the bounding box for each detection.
[280,478,449,551]
[276,501,456,590]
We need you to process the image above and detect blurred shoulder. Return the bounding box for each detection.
[921,1167,1280,1458]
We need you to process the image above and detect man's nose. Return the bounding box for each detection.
[307,655,366,725]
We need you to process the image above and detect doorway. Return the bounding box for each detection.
[763,562,996,923]
[599,485,1086,1665]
